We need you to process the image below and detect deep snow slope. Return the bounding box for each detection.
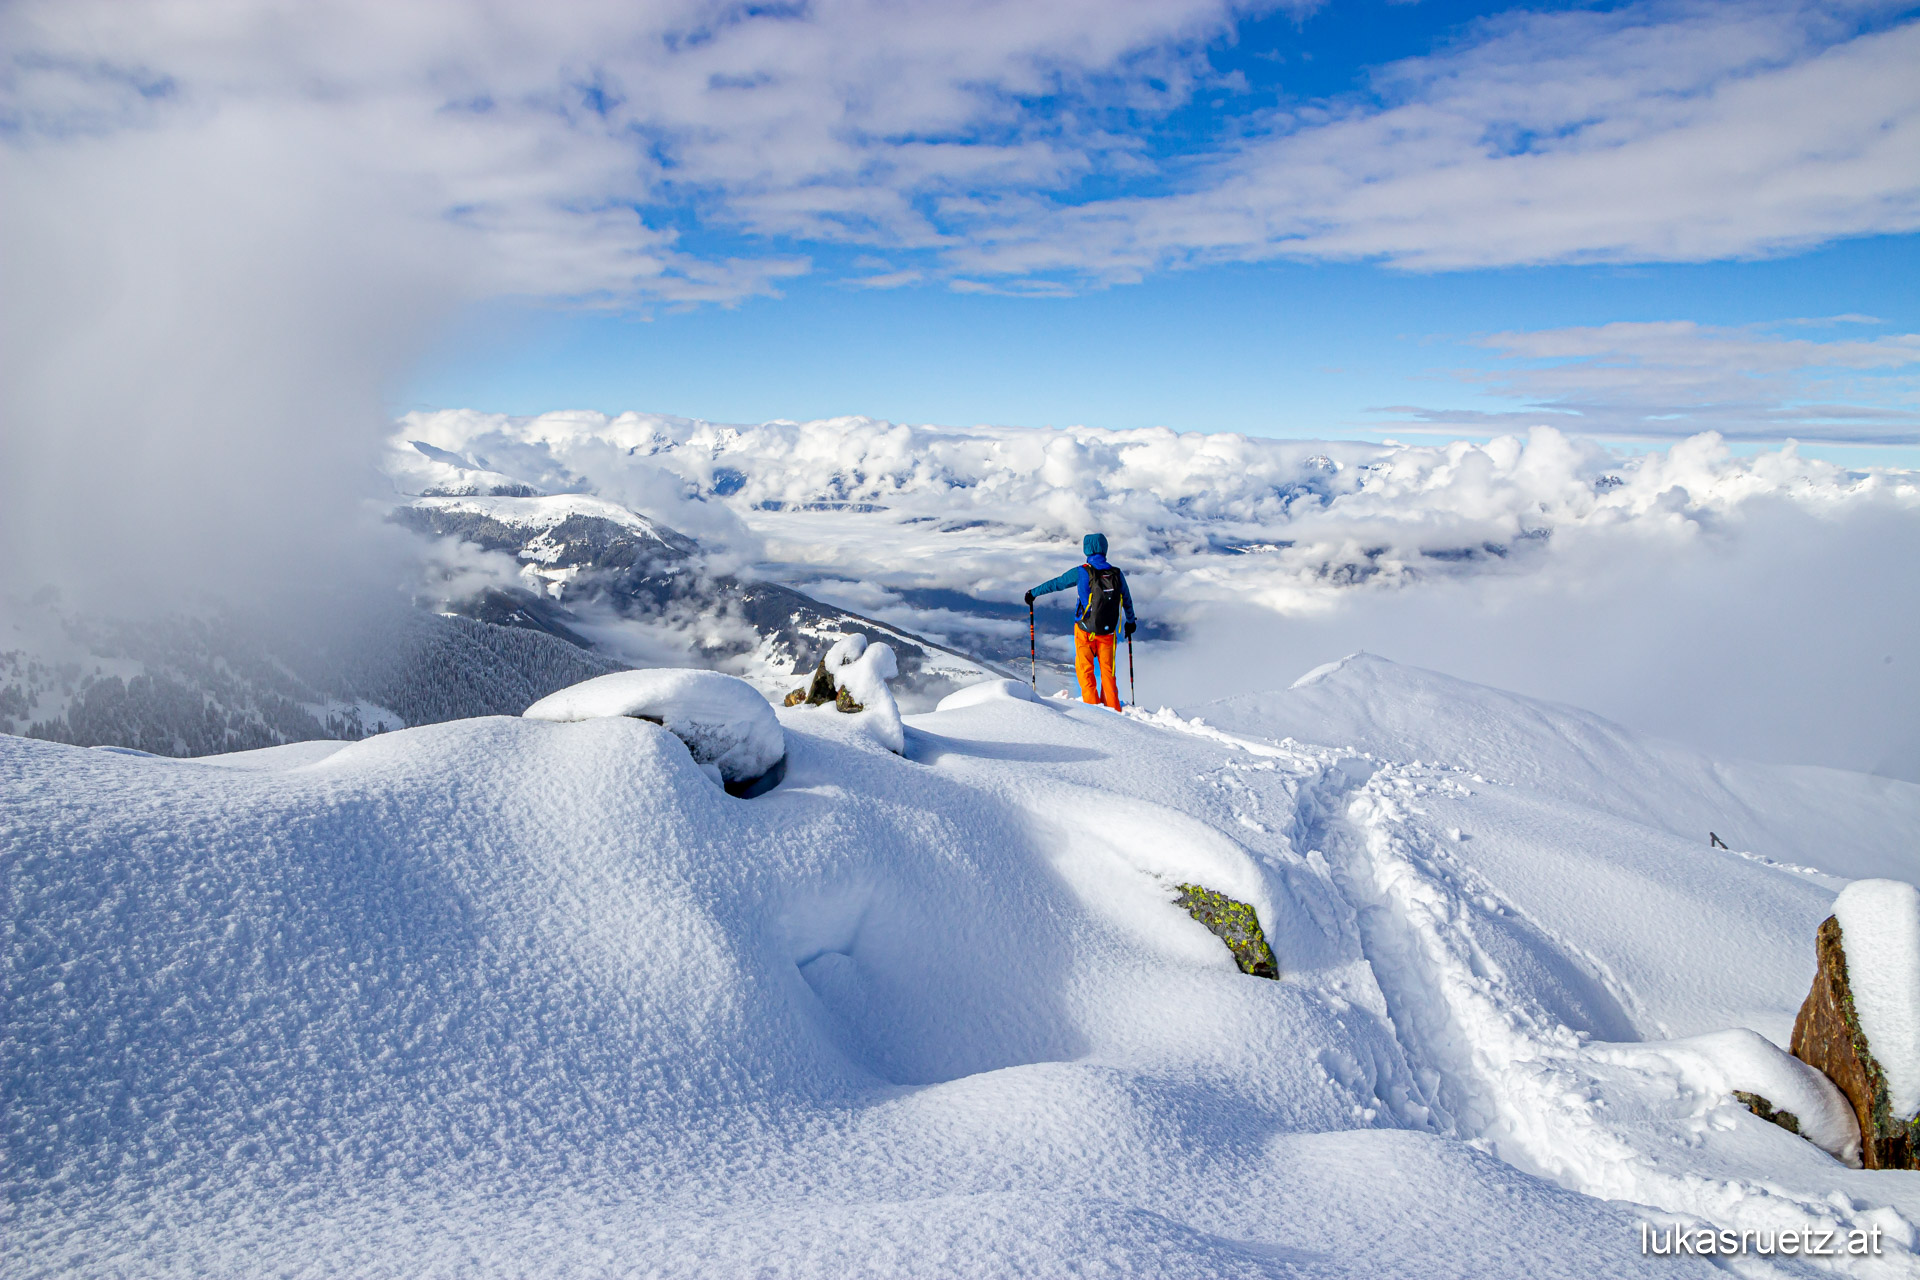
[6,657,1919,1277]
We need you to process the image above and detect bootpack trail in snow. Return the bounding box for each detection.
[5,652,1918,1278]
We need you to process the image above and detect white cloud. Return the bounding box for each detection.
[0,0,1285,305]
[7,0,1917,607]
[396,407,1920,620]
[950,1,1920,277]
[5,0,1912,308]
[1388,318,1920,442]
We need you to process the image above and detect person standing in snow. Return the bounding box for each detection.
[1025,533,1138,709]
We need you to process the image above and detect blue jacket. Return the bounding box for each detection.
[1032,533,1136,629]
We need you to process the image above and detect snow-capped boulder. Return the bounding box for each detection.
[1791,879,1920,1169]
[826,634,903,753]
[778,634,905,754]
[524,669,785,794]
[1651,1029,1861,1166]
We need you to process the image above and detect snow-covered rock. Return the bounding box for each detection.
[1645,1029,1861,1165]
[1833,879,1920,1123]
[1788,879,1920,1169]
[792,633,903,754]
[524,668,784,788]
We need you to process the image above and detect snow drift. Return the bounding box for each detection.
[6,654,1920,1276]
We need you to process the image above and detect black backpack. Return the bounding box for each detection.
[1080,565,1123,635]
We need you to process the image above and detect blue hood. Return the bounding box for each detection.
[1082,532,1108,558]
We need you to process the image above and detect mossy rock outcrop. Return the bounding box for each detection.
[1791,915,1918,1170]
[785,660,841,708]
[783,659,870,714]
[1175,884,1278,980]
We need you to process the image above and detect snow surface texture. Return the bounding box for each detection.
[524,668,784,785]
[7,654,1920,1277]
[1834,879,1920,1121]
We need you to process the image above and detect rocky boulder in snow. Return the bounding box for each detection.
[1790,879,1920,1170]
[784,660,839,708]
[1647,1029,1861,1165]
[781,634,904,754]
[1174,884,1278,979]
[524,668,786,796]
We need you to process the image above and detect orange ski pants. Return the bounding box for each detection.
[1074,626,1121,709]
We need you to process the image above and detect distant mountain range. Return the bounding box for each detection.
[392,490,999,706]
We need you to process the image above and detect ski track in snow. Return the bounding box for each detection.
[1145,697,1920,1277]
[7,656,1920,1276]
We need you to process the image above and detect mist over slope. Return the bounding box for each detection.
[0,604,625,757]
[6,654,1917,1276]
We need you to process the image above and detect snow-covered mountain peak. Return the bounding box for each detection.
[408,492,701,556]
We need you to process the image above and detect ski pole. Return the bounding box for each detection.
[1029,602,1038,689]
[1127,629,1135,708]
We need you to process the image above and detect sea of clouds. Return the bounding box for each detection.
[396,410,1920,780]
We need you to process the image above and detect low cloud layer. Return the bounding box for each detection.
[398,409,1920,776]
[1158,500,1920,780]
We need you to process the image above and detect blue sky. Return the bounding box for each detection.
[406,234,1920,464]
[9,0,1920,467]
[386,0,1920,465]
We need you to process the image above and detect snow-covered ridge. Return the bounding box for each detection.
[410,492,680,535]
[8,652,1919,1275]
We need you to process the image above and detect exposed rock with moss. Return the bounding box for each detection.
[1734,1090,1802,1136]
[785,659,840,708]
[1791,915,1918,1169]
[783,657,874,715]
[1174,884,1278,979]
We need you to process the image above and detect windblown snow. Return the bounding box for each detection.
[6,654,1919,1277]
